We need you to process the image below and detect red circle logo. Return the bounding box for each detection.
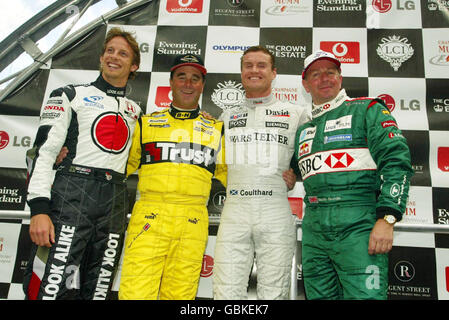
[378,93,396,112]
[372,0,392,13]
[200,255,214,278]
[92,113,129,154]
[0,131,10,150]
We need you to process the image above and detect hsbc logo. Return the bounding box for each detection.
[299,152,354,177]
[320,41,360,64]
[166,0,203,13]
[324,152,354,169]
[298,148,377,180]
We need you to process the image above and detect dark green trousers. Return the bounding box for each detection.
[302,204,388,300]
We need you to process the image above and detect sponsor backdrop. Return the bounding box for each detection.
[0,0,448,300]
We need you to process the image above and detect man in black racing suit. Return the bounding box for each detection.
[23,27,141,300]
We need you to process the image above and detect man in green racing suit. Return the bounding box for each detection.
[293,50,413,300]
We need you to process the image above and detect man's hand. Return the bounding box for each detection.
[368,219,394,255]
[29,214,55,247]
[282,168,297,191]
[55,146,68,165]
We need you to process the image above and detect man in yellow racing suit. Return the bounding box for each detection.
[119,54,226,300]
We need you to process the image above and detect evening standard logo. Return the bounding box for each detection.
[157,41,201,55]
[377,35,414,71]
[0,187,22,204]
[316,0,362,11]
[429,40,449,66]
[212,81,245,110]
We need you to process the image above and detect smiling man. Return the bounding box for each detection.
[23,27,142,300]
[213,46,311,300]
[294,50,413,300]
[118,54,227,300]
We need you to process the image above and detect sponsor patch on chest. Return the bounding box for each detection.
[324,115,352,132]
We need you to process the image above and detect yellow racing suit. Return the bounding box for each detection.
[119,106,226,300]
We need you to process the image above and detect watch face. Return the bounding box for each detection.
[385,215,396,224]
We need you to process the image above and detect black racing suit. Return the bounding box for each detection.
[23,75,141,299]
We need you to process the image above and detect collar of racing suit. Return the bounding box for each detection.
[169,104,200,119]
[311,89,349,119]
[92,75,127,97]
[244,94,276,108]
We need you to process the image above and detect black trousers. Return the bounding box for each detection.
[23,171,128,300]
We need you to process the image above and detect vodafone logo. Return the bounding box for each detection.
[166,0,203,13]
[200,255,214,278]
[320,41,360,64]
[155,86,172,108]
[0,131,10,150]
[377,94,395,112]
[92,112,130,154]
[372,0,392,13]
[324,152,354,169]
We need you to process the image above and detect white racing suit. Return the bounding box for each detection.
[213,95,310,299]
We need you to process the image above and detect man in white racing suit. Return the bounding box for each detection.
[213,46,310,299]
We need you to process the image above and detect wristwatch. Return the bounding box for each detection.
[383,215,397,225]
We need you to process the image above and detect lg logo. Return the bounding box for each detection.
[372,0,415,13]
[200,255,214,278]
[0,130,31,150]
[377,94,421,112]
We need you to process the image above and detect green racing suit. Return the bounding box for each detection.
[294,89,413,300]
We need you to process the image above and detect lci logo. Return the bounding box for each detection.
[200,254,214,277]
